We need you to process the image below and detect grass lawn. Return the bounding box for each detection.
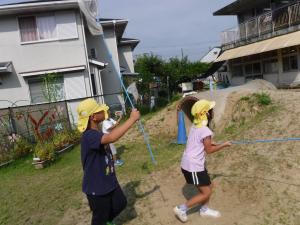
[0,135,184,225]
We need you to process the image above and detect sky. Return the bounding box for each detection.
[100,0,236,61]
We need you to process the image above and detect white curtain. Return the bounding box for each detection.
[19,16,38,42]
[37,15,56,40]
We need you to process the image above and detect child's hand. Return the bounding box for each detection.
[130,109,140,122]
[223,141,232,147]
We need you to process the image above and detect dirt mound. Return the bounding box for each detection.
[121,89,300,225]
[125,79,278,141]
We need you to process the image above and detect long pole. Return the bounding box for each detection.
[101,23,157,164]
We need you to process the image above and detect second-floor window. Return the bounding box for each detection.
[18,12,78,43]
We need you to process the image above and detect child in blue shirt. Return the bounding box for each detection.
[77,98,140,225]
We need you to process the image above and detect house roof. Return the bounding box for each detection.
[200,47,221,63]
[0,0,60,6]
[0,0,78,16]
[98,18,128,40]
[214,0,270,15]
[118,38,140,50]
[215,30,300,62]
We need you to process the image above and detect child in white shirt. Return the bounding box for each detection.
[102,111,124,166]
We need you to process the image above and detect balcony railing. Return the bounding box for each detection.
[221,2,300,46]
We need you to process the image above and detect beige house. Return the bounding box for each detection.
[215,0,300,88]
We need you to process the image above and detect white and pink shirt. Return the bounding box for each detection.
[181,125,213,172]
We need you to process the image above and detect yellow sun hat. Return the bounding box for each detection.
[191,99,216,128]
[77,98,109,133]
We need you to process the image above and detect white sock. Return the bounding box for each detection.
[200,205,208,211]
[179,204,188,212]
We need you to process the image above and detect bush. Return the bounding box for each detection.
[156,97,169,108]
[138,105,151,115]
[34,141,56,161]
[68,129,81,144]
[171,94,181,102]
[13,137,32,159]
[254,93,272,106]
[52,131,70,150]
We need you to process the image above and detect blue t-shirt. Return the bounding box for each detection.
[80,129,119,195]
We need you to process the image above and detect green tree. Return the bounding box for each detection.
[134,53,210,99]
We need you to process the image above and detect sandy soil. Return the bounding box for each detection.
[59,81,300,225]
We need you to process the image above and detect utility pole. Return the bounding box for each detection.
[181,48,184,60]
[167,75,170,102]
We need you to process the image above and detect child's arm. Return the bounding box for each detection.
[101,109,140,144]
[107,115,123,132]
[203,136,231,154]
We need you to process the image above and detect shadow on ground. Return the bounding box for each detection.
[116,145,126,159]
[115,180,159,224]
[181,183,202,215]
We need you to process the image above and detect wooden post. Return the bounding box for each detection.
[277,49,283,86]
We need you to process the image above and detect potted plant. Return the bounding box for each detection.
[33,141,56,169]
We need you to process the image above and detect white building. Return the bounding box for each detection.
[0,0,139,123]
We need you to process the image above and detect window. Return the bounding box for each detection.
[232,65,243,76]
[28,76,65,104]
[18,12,78,43]
[36,15,56,40]
[90,74,97,96]
[90,48,97,59]
[282,47,298,72]
[245,62,261,75]
[263,58,278,74]
[19,16,38,42]
[283,55,298,71]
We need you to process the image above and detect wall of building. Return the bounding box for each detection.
[279,71,300,86]
[0,10,87,73]
[118,45,134,73]
[0,68,30,108]
[85,27,122,108]
[227,46,300,87]
[0,10,90,108]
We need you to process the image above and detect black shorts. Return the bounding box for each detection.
[181,168,211,186]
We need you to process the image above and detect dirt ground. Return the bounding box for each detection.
[59,81,300,225]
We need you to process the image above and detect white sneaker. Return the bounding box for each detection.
[200,207,221,218]
[173,206,188,222]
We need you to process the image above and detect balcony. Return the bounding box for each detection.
[221,2,300,50]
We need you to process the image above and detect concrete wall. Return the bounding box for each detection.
[279,71,300,86]
[264,73,278,85]
[85,27,122,108]
[118,45,134,73]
